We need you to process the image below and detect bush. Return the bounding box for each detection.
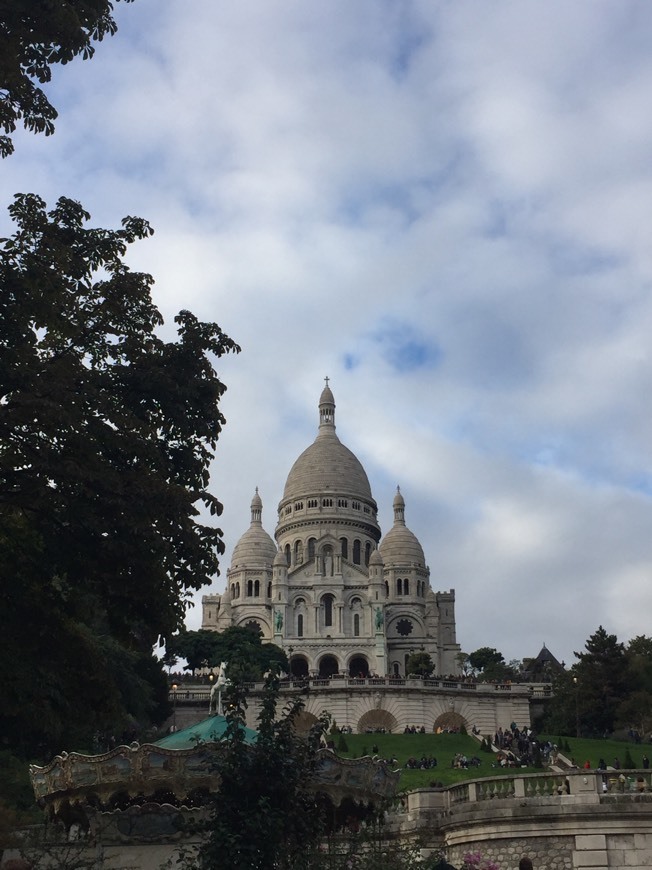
[336,732,349,753]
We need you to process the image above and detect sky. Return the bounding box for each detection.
[4,0,652,666]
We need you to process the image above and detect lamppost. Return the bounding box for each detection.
[573,676,580,737]
[171,683,178,732]
[208,672,214,711]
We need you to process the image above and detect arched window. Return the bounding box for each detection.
[297,614,304,637]
[230,584,235,598]
[308,538,316,560]
[267,581,272,597]
[385,580,389,597]
[354,614,360,637]
[254,579,260,597]
[294,540,303,564]
[236,582,240,598]
[285,543,291,566]
[295,597,305,606]
[404,577,409,595]
[340,537,348,560]
[247,579,253,597]
[353,539,361,564]
[323,594,334,627]
[396,578,402,595]
[364,542,371,566]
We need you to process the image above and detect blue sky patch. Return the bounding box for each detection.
[371,320,441,373]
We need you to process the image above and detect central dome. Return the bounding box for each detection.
[282,383,373,503]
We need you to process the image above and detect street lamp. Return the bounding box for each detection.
[573,676,580,737]
[208,672,214,711]
[171,683,178,732]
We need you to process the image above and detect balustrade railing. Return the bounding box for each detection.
[440,768,652,812]
[168,676,544,697]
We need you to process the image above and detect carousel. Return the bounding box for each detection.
[29,713,401,848]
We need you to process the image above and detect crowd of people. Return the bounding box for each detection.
[491,723,541,767]
[405,754,438,769]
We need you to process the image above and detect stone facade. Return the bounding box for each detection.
[202,383,461,679]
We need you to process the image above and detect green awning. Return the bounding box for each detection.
[155,715,258,749]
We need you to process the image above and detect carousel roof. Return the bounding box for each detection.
[155,715,258,749]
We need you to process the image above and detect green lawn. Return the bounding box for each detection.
[333,732,540,790]
[540,735,652,770]
[331,732,652,792]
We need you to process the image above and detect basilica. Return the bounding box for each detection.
[201,382,461,678]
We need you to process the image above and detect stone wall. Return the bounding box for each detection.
[402,774,652,870]
[447,834,573,870]
[168,678,533,735]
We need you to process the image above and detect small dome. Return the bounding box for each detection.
[369,548,384,567]
[273,548,287,568]
[379,488,426,568]
[231,490,276,568]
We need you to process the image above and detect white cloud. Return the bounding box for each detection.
[6,0,652,665]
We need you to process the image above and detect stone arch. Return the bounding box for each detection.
[318,655,339,678]
[357,709,398,734]
[433,711,467,732]
[348,655,369,678]
[290,655,309,678]
[293,709,319,735]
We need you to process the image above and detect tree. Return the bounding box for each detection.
[455,652,471,676]
[468,647,504,675]
[468,647,517,682]
[190,675,432,870]
[0,0,135,157]
[0,194,239,759]
[573,626,629,735]
[193,674,330,870]
[616,636,652,737]
[406,651,434,678]
[170,626,289,680]
[542,626,632,737]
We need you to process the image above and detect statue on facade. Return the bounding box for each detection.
[274,609,283,632]
[375,606,384,631]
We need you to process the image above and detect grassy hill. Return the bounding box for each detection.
[332,732,652,791]
[332,731,540,790]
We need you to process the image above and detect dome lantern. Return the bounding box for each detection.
[319,376,335,430]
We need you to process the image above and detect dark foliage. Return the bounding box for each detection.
[541,626,652,738]
[0,0,135,156]
[0,194,239,760]
[170,626,288,681]
[193,675,329,870]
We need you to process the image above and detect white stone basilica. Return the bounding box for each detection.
[201,382,461,678]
